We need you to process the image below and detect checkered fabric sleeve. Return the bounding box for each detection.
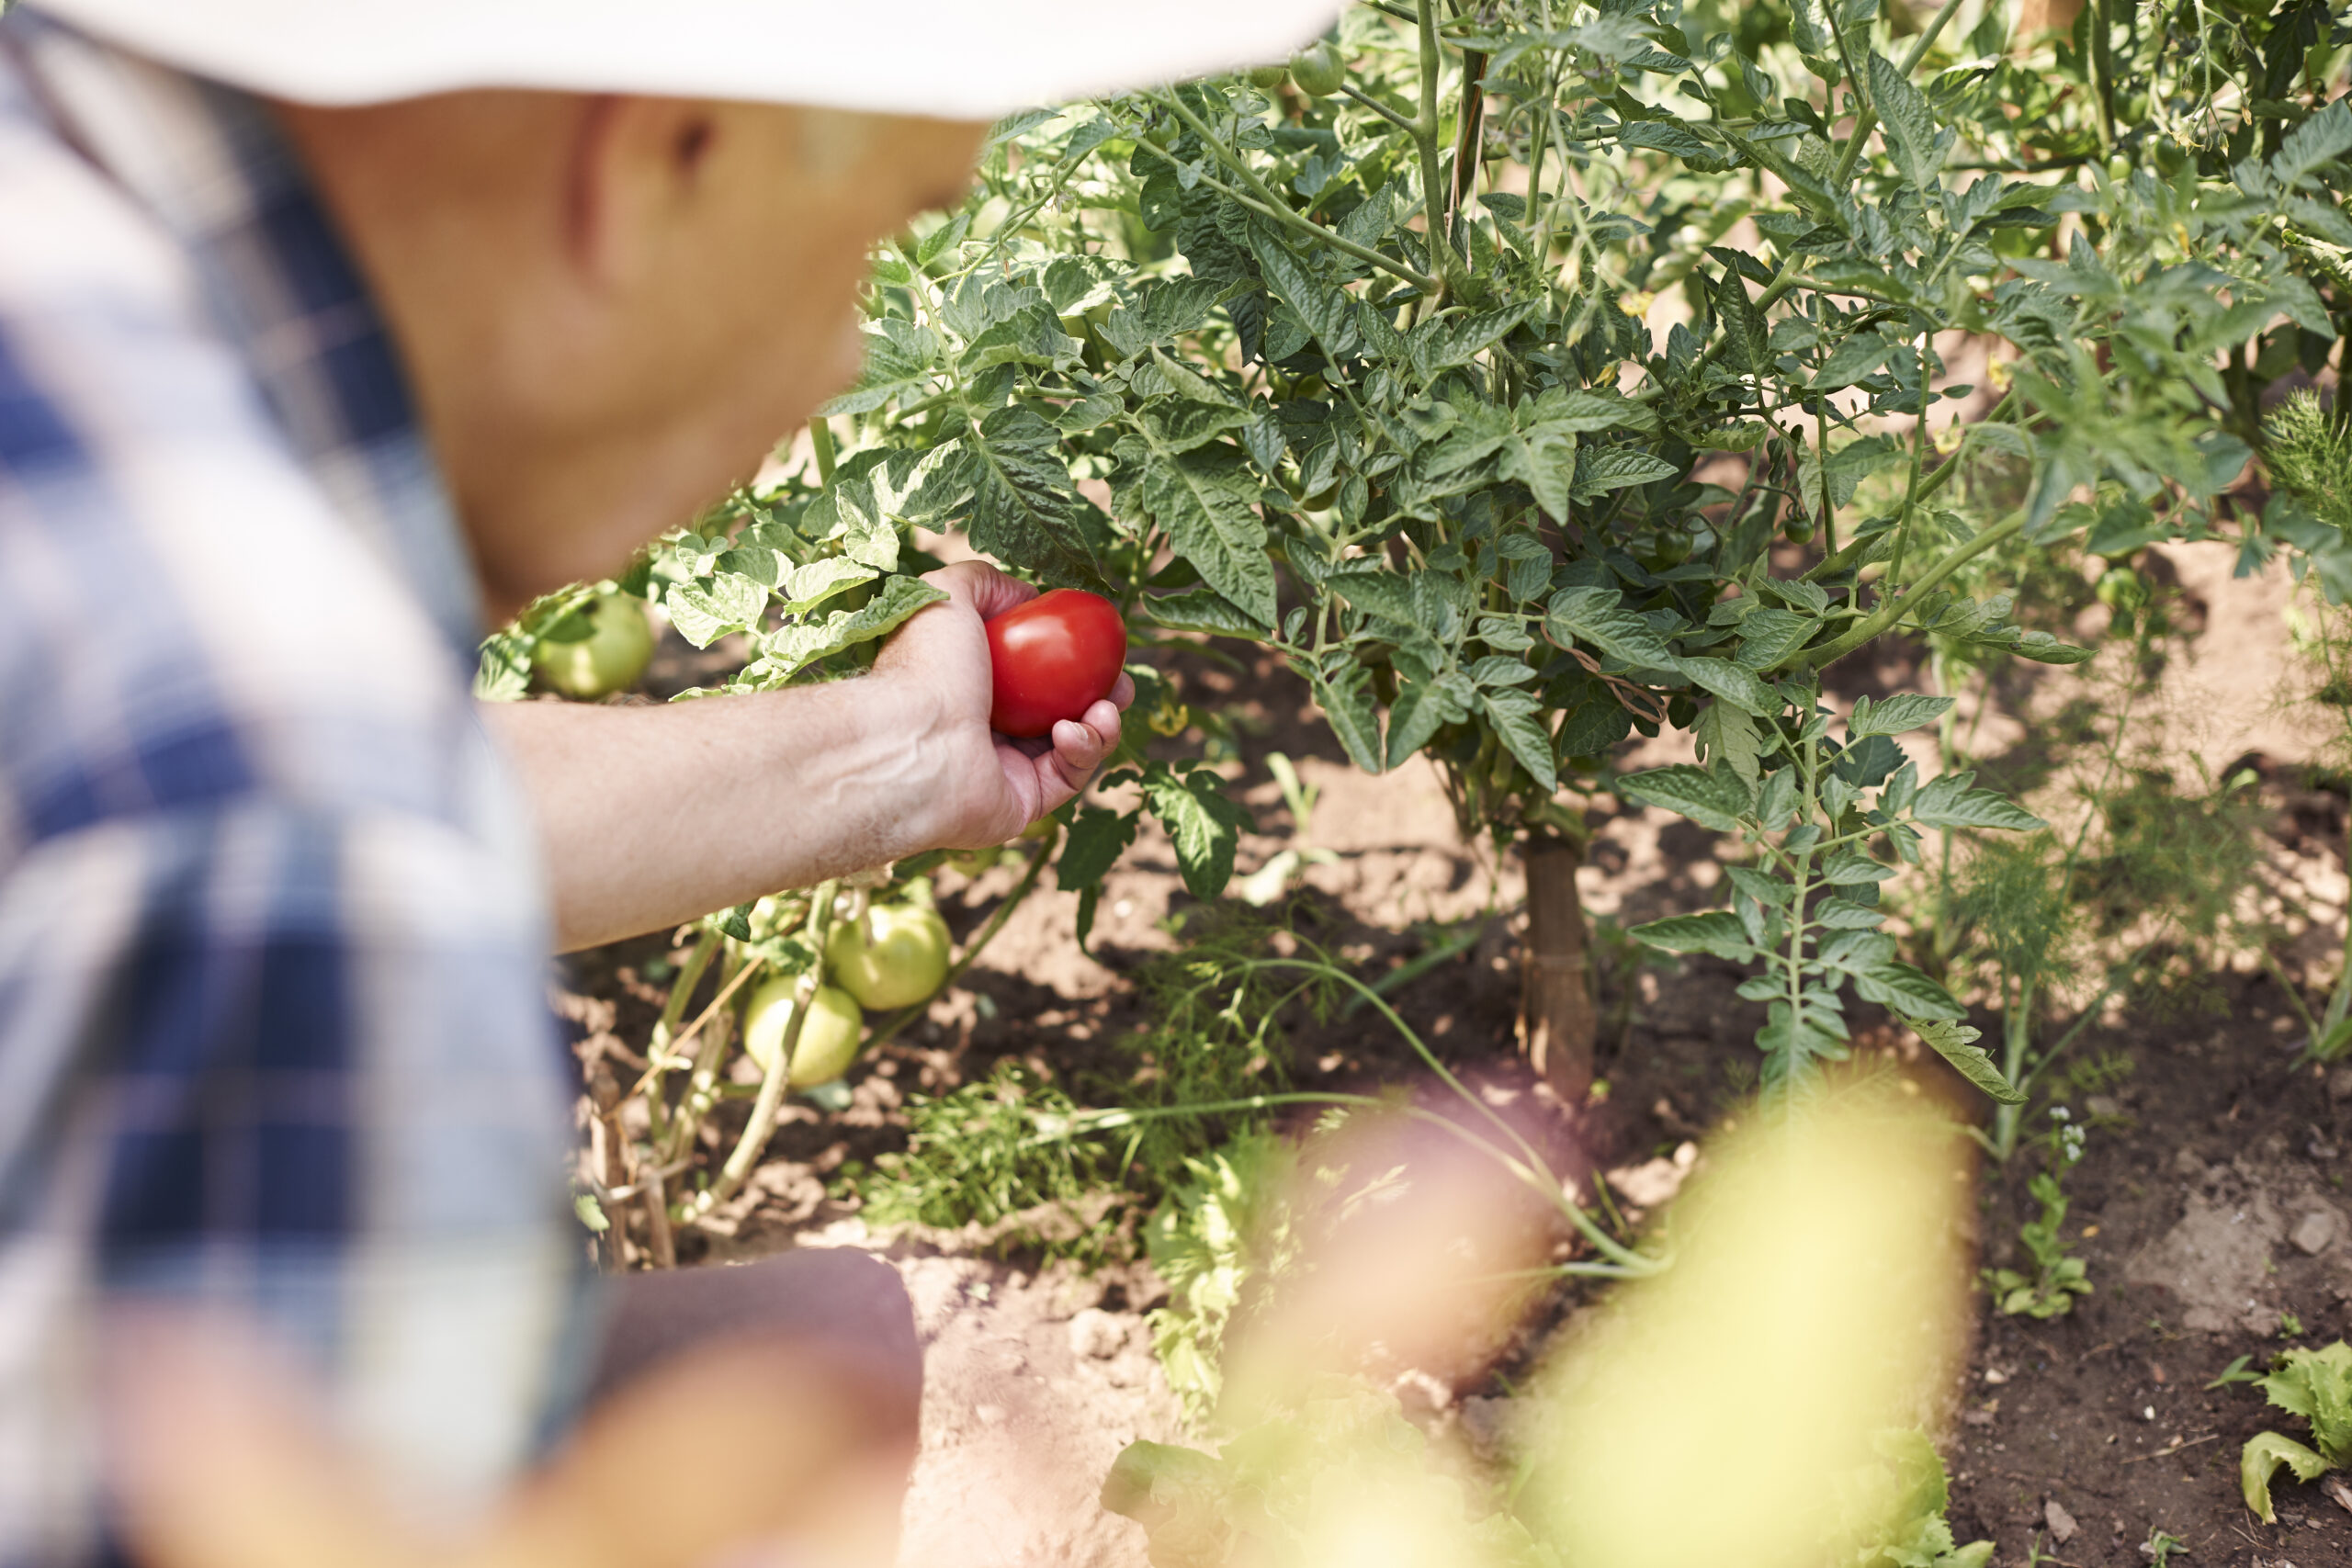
[0,21,591,1563]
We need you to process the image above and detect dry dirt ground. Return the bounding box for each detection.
[560,540,2352,1568]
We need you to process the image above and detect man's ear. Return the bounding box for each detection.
[565,96,725,291]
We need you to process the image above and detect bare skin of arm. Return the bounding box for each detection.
[486,562,1131,953]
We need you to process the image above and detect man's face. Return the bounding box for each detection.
[280,95,987,615]
[530,103,988,591]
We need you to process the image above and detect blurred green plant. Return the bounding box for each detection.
[2238,1340,2352,1522]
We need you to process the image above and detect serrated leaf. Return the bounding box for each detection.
[1141,763,1252,900]
[1571,445,1682,502]
[1630,911,1758,960]
[1547,586,1676,668]
[1911,1019,2025,1104]
[1677,656,1781,717]
[1911,772,2045,832]
[1114,433,1276,628]
[1693,700,1764,784]
[666,571,770,649]
[763,575,947,673]
[1246,226,1359,357]
[1821,847,1895,885]
[1481,686,1558,793]
[1146,588,1264,637]
[955,403,1112,590]
[1312,665,1385,773]
[1814,896,1887,929]
[1620,763,1753,833]
[1057,805,1140,891]
[1852,962,1966,1020]
[1732,606,1818,670]
[1140,399,1251,454]
[1849,693,1956,738]
[1868,52,1944,193]
[1814,331,1894,391]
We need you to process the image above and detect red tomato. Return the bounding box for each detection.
[986,589,1127,739]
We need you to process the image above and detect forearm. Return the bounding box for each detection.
[484,675,950,953]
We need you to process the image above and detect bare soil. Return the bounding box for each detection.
[557,541,2352,1568]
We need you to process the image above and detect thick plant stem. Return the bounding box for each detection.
[1414,0,1459,279]
[642,929,720,1143]
[1518,831,1598,1106]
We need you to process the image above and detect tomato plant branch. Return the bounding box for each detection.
[685,879,842,1225]
[1793,512,2029,671]
[1129,122,1440,293]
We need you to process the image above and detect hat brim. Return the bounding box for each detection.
[27,0,1342,116]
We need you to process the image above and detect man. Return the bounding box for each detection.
[0,0,1335,1561]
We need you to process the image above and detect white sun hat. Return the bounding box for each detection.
[21,0,1343,117]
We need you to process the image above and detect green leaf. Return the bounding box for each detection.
[1312,665,1386,774]
[1057,805,1140,891]
[666,571,770,648]
[1693,699,1764,784]
[1326,565,1421,626]
[1849,693,1956,739]
[1911,773,2046,832]
[1821,847,1895,885]
[1911,1019,2026,1104]
[1868,52,1944,192]
[1619,763,1753,833]
[2240,1431,2330,1524]
[2259,1342,2352,1465]
[1245,227,1359,357]
[1146,588,1266,637]
[1572,445,1682,502]
[1140,400,1251,454]
[1814,331,1894,391]
[1481,686,1558,793]
[762,575,947,673]
[1546,586,1676,668]
[1630,911,1758,961]
[1142,762,1252,900]
[1731,607,1818,671]
[1852,962,1966,1020]
[955,403,1112,590]
[1114,433,1278,628]
[1676,655,1781,718]
[1713,271,1772,378]
[1407,304,1534,380]
[1814,896,1886,929]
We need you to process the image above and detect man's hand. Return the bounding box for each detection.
[874,561,1133,850]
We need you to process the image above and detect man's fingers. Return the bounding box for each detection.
[1106,672,1136,710]
[923,560,1035,622]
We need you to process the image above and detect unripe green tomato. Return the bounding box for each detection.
[1142,115,1179,150]
[742,980,865,1087]
[2095,565,2145,612]
[1247,63,1290,90]
[1288,40,1346,97]
[1783,516,1815,545]
[944,844,1004,878]
[2106,152,2132,184]
[533,592,653,699]
[825,904,952,1010]
[2152,138,2188,176]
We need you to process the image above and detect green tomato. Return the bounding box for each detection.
[533,592,653,699]
[2105,152,2132,184]
[743,979,865,1087]
[2095,565,2145,612]
[1288,40,1346,97]
[825,903,953,1010]
[1247,63,1290,90]
[1782,516,1815,545]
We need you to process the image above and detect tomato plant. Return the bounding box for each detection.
[504,0,2350,1266]
[987,587,1128,737]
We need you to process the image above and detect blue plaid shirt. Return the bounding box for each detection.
[0,17,587,1560]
